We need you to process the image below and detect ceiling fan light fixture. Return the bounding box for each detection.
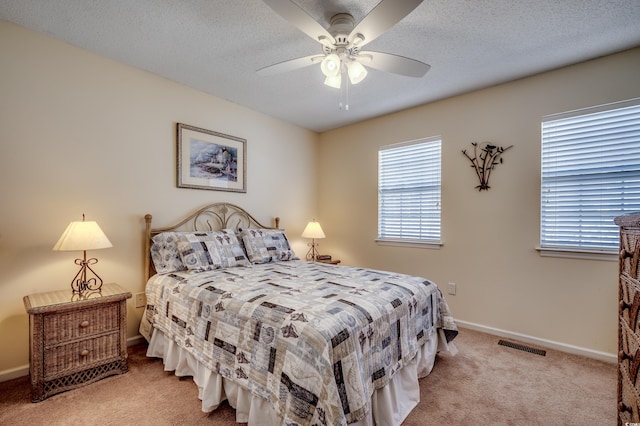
[347,60,367,84]
[320,54,341,77]
[324,74,342,89]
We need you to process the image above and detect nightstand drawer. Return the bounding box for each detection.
[44,332,121,379]
[44,304,119,345]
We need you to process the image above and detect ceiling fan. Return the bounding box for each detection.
[257,0,431,89]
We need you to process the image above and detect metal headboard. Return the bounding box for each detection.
[144,203,280,282]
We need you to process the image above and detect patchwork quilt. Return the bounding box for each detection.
[144,260,457,425]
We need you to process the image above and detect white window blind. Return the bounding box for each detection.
[378,137,441,242]
[540,98,640,253]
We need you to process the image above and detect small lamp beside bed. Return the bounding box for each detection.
[53,214,112,297]
[301,219,325,261]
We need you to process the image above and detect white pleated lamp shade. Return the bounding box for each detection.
[53,220,112,251]
[302,221,326,239]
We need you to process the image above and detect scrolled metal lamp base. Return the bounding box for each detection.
[305,239,320,262]
[70,250,104,298]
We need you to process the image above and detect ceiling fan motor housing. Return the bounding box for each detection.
[323,13,361,55]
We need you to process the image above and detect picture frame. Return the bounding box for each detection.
[177,123,246,193]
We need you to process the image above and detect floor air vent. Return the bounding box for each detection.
[498,339,546,356]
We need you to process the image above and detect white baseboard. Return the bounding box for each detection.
[0,334,149,383]
[456,319,617,364]
[127,334,147,347]
[0,365,29,383]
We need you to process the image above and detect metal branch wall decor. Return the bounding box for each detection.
[462,142,513,191]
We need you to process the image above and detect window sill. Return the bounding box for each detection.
[375,239,443,250]
[536,246,617,261]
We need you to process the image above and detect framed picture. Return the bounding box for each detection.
[177,123,246,192]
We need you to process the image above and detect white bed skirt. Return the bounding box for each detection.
[146,327,455,425]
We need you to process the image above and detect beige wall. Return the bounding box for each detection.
[317,47,640,356]
[0,21,318,374]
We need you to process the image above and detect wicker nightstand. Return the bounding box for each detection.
[23,283,131,402]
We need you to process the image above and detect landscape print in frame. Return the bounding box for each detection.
[177,123,246,192]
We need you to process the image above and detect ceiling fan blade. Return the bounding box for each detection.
[263,0,336,45]
[257,54,325,76]
[349,0,424,47]
[358,51,430,77]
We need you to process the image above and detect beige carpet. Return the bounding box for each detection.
[0,327,616,425]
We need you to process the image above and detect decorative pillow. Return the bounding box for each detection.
[240,228,298,264]
[176,230,250,271]
[150,232,186,274]
[216,229,252,268]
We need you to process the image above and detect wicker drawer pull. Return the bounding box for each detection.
[80,349,89,357]
[79,320,90,328]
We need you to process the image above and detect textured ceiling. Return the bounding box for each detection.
[2,0,639,132]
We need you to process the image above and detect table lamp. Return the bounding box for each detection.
[53,214,113,296]
[301,219,325,261]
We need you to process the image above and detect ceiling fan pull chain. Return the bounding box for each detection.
[338,74,345,110]
[345,79,350,111]
[337,76,351,111]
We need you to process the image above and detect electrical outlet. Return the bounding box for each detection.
[447,282,456,295]
[135,292,146,308]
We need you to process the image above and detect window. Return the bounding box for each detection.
[378,137,441,246]
[540,98,640,255]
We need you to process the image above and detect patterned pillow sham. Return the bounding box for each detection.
[215,229,252,268]
[150,232,187,274]
[176,230,250,271]
[240,228,298,264]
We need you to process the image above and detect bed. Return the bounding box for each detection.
[139,203,457,425]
